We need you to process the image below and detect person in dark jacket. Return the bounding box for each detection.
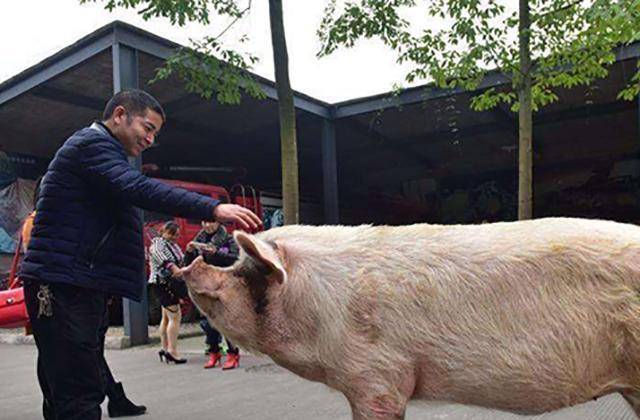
[184,221,241,369]
[21,177,146,417]
[185,220,239,267]
[20,89,261,420]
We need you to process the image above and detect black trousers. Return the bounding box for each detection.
[25,279,115,420]
[199,318,238,354]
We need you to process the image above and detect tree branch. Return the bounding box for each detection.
[214,0,252,41]
[534,0,584,22]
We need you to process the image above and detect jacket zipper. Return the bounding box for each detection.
[89,225,116,269]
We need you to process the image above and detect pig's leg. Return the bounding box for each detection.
[347,395,408,420]
[622,391,640,415]
[619,304,640,414]
[343,373,414,420]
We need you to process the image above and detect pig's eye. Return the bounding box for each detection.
[232,266,251,279]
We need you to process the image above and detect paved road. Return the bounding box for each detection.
[1,336,637,419]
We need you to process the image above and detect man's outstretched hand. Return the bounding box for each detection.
[213,204,262,232]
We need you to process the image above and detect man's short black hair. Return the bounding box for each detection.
[102,89,166,123]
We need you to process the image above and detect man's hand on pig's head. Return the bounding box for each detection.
[180,231,287,349]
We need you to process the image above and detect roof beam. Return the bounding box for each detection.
[259,84,331,118]
[162,118,229,143]
[0,21,331,118]
[334,72,510,119]
[334,42,640,120]
[163,93,205,115]
[344,120,433,167]
[30,86,225,122]
[536,99,636,125]
[31,85,104,111]
[395,99,635,150]
[0,32,113,107]
[113,23,332,119]
[341,98,635,164]
[113,24,176,61]
[616,42,640,61]
[28,85,232,144]
[236,109,314,141]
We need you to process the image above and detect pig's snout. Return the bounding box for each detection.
[179,256,205,283]
[178,256,221,296]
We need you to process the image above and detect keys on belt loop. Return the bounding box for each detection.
[36,285,54,318]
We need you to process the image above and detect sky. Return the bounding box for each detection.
[0,0,425,104]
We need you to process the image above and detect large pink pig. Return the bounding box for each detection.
[181,217,640,419]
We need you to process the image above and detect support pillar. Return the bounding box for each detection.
[321,118,339,224]
[112,42,149,346]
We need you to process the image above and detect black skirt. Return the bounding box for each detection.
[157,282,180,308]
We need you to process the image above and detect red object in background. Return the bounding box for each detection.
[143,179,231,250]
[0,235,30,329]
[230,184,263,232]
[2,178,265,327]
[0,287,28,329]
[153,178,234,248]
[144,179,264,251]
[143,179,263,322]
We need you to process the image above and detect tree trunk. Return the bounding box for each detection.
[518,0,533,220]
[268,0,299,224]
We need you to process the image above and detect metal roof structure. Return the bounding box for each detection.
[2,20,640,344]
[1,20,639,226]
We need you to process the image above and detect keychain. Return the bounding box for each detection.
[36,285,53,318]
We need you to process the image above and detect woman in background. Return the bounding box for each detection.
[148,221,187,364]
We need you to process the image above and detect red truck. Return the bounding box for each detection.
[136,179,262,324]
[2,178,262,327]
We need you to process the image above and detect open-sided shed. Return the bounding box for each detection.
[2,21,639,343]
[0,21,338,225]
[2,21,639,227]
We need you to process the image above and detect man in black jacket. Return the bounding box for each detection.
[20,89,261,420]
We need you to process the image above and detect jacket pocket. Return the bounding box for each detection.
[88,225,117,269]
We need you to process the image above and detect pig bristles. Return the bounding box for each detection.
[193,218,640,418]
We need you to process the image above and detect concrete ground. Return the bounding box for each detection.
[1,335,638,420]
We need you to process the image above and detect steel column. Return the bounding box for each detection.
[113,43,149,346]
[321,118,339,223]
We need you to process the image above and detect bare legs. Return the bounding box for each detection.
[159,305,182,357]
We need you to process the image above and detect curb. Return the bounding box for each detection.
[0,330,204,350]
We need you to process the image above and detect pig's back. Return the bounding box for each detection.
[260,217,640,282]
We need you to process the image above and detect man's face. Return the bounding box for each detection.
[203,221,220,233]
[111,106,163,157]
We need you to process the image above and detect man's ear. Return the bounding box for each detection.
[111,105,127,125]
[234,231,287,284]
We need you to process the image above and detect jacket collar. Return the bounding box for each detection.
[89,121,127,156]
[90,121,116,138]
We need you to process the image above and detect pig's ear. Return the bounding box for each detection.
[234,231,287,284]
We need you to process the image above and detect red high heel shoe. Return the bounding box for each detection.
[222,353,240,370]
[204,352,222,369]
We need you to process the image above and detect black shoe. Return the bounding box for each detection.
[164,352,187,364]
[107,382,147,417]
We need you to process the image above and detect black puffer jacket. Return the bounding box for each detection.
[20,122,218,301]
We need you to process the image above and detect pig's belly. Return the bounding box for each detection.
[409,319,629,413]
